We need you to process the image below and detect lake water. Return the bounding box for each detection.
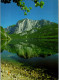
[1,39,58,78]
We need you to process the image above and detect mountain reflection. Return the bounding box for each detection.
[1,39,58,59]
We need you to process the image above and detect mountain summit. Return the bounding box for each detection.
[5,19,53,34]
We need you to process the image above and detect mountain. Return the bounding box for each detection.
[5,18,54,34]
[4,18,58,39]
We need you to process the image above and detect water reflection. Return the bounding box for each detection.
[1,39,58,77]
[1,39,58,58]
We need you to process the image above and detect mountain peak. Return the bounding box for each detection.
[5,19,54,34]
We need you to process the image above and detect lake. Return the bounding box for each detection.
[1,39,58,80]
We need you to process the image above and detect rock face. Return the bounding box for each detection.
[5,18,53,34]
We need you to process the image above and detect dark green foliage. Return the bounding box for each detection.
[0,26,10,40]
[1,0,44,15]
[9,25,16,27]
[24,12,27,15]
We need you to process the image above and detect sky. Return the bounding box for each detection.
[1,0,58,28]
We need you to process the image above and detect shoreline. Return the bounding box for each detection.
[1,60,57,80]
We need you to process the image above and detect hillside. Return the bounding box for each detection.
[8,24,58,39]
[26,23,58,39]
[0,26,10,40]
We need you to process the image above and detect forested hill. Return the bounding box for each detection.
[0,26,10,40]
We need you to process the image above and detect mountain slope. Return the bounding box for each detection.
[0,26,10,40]
[26,23,58,39]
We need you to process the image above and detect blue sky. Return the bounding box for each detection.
[1,0,58,28]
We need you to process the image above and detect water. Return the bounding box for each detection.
[1,39,58,78]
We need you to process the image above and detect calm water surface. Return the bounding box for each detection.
[1,39,58,77]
